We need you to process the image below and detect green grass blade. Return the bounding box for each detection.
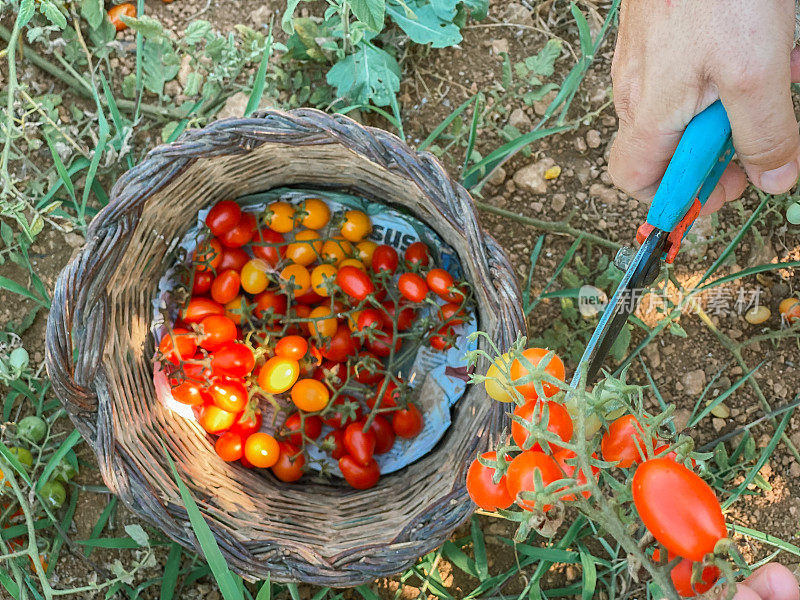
[697,261,800,292]
[470,516,489,580]
[729,524,800,557]
[441,541,478,578]
[36,429,81,491]
[311,588,330,600]
[526,234,584,314]
[83,496,117,557]
[0,276,47,306]
[356,586,380,600]
[0,566,19,599]
[418,94,478,151]
[689,362,763,427]
[43,131,76,202]
[255,575,271,600]
[47,483,78,576]
[461,94,481,175]
[285,583,301,600]
[76,537,142,549]
[245,23,273,117]
[579,548,597,600]
[570,3,593,58]
[160,543,182,600]
[521,235,546,312]
[81,86,110,222]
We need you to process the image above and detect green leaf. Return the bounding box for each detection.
[122,73,137,98]
[161,544,182,600]
[571,3,593,58]
[81,0,104,29]
[669,321,688,338]
[0,276,46,306]
[524,39,562,77]
[40,0,67,28]
[121,15,166,39]
[185,20,212,44]
[355,585,380,600]
[579,549,597,600]
[471,516,489,580]
[246,25,273,116]
[386,0,462,48]
[37,429,82,492]
[608,323,632,362]
[18,0,36,28]
[459,0,488,20]
[141,38,181,96]
[327,42,400,107]
[124,524,150,547]
[255,576,271,600]
[351,0,385,31]
[282,0,303,33]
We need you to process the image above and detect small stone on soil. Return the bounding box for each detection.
[586,129,602,148]
[508,108,532,130]
[513,157,556,195]
[682,369,707,396]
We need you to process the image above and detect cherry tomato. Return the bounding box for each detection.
[367,329,402,357]
[340,210,371,242]
[211,269,241,304]
[171,380,206,406]
[344,421,376,465]
[192,270,213,295]
[199,315,237,351]
[159,328,197,364]
[291,378,330,412]
[356,308,383,333]
[652,549,720,598]
[183,297,225,323]
[271,442,305,481]
[182,361,214,385]
[291,304,312,336]
[240,259,269,295]
[355,240,377,264]
[310,264,337,297]
[369,415,395,454]
[466,451,513,511]
[371,245,398,274]
[652,445,698,468]
[601,415,652,468]
[298,198,330,230]
[252,227,286,267]
[439,302,466,324]
[108,2,135,30]
[218,247,249,272]
[484,353,514,403]
[295,289,324,306]
[230,409,262,438]
[339,258,366,271]
[40,481,66,509]
[320,324,358,362]
[426,268,455,300]
[17,416,46,444]
[339,455,380,489]
[552,449,599,501]
[308,306,337,338]
[224,296,248,325]
[280,264,311,297]
[505,450,562,511]
[510,348,565,399]
[322,396,363,429]
[254,290,287,320]
[392,403,424,438]
[197,404,237,434]
[208,378,248,413]
[511,400,573,452]
[398,273,428,303]
[354,352,384,385]
[404,241,430,268]
[275,335,308,360]
[780,297,800,324]
[205,200,241,237]
[266,201,296,233]
[633,458,726,562]
[324,429,347,459]
[215,431,244,462]
[429,326,455,351]
[286,229,323,266]
[193,238,223,273]
[366,379,400,410]
[313,361,351,390]
[379,301,415,331]
[258,357,300,394]
[336,266,375,301]
[244,432,280,468]
[283,413,322,446]
[219,212,256,248]
[210,342,254,378]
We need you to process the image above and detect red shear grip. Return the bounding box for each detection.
[635,198,702,264]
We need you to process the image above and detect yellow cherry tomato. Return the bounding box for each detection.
[340,210,372,242]
[266,201,296,233]
[286,229,323,266]
[338,258,366,271]
[291,378,330,412]
[484,353,515,403]
[308,306,337,338]
[298,198,331,230]
[321,237,353,264]
[224,295,247,325]
[279,264,311,297]
[348,310,363,332]
[240,259,269,294]
[355,240,377,264]
[244,433,280,468]
[311,264,338,297]
[258,356,300,394]
[779,297,800,324]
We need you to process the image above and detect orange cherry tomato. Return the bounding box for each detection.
[244,432,280,468]
[271,442,305,482]
[355,240,377,264]
[159,328,197,364]
[311,264,338,297]
[199,314,237,351]
[240,259,269,295]
[170,381,206,406]
[509,348,565,399]
[197,404,237,434]
[108,2,136,31]
[253,290,287,320]
[280,264,311,297]
[321,237,353,264]
[308,306,337,338]
[290,378,330,412]
[511,400,573,452]
[183,297,225,323]
[193,238,223,273]
[266,201,296,233]
[275,335,308,360]
[210,269,241,305]
[780,297,800,324]
[258,356,300,394]
[215,432,244,462]
[466,451,513,511]
[505,450,562,511]
[224,295,248,325]
[286,229,323,266]
[297,198,330,230]
[340,210,371,242]
[208,378,248,413]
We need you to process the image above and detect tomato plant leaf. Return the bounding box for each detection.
[282,0,304,33]
[18,0,36,28]
[40,0,67,28]
[471,516,489,580]
[524,39,562,77]
[327,42,400,107]
[80,0,104,29]
[385,0,462,48]
[185,20,213,44]
[351,0,385,31]
[579,549,597,600]
[459,0,488,20]
[121,15,166,39]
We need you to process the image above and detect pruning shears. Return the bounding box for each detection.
[572,100,734,386]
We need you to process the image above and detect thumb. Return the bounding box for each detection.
[717,58,800,195]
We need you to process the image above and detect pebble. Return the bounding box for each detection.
[503,3,533,25]
[673,408,691,432]
[177,55,192,87]
[791,463,800,478]
[709,402,731,419]
[643,344,661,369]
[487,167,507,186]
[551,193,566,212]
[533,90,558,116]
[712,418,726,432]
[682,369,707,396]
[588,183,617,205]
[574,137,588,152]
[513,157,556,195]
[64,232,85,248]
[491,38,509,55]
[586,129,602,148]
[508,108,532,130]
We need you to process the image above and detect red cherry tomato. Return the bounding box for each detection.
[339,455,380,489]
[398,273,428,303]
[215,431,244,462]
[210,269,241,305]
[336,266,375,301]
[197,404,237,434]
[321,396,363,429]
[206,200,241,237]
[230,409,262,438]
[320,325,358,362]
[505,450,562,511]
[192,270,213,295]
[601,415,652,468]
[159,328,197,364]
[295,289,325,306]
[552,448,599,501]
[371,245,399,274]
[183,297,225,323]
[379,301,416,331]
[324,429,347,459]
[208,378,248,413]
[354,352,384,385]
[510,348,566,399]
[392,403,424,438]
[511,400,573,452]
[170,381,206,406]
[218,247,249,272]
[313,361,351,390]
[283,413,322,446]
[633,458,727,562]
[439,302,465,325]
[429,325,455,351]
[193,238,223,273]
[211,342,255,378]
[252,227,286,266]
[652,549,720,598]
[270,442,305,482]
[426,268,454,299]
[366,380,400,410]
[369,415,395,454]
[367,331,402,357]
[254,291,287,320]
[219,212,257,248]
[274,335,308,360]
[356,308,384,333]
[344,421,376,466]
[466,451,513,511]
[199,315,237,351]
[404,241,430,268]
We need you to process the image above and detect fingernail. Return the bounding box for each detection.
[759,160,799,194]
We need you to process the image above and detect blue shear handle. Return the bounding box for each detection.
[647,100,734,233]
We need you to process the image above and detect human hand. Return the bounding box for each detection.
[733,563,799,600]
[608,0,800,215]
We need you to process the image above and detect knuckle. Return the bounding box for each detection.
[737,133,800,169]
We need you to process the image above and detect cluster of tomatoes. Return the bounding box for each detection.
[157,197,472,489]
[468,347,727,598]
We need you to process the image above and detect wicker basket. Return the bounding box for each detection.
[45,109,525,586]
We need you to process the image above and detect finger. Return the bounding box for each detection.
[700,162,748,215]
[743,563,800,600]
[791,46,800,83]
[733,582,766,600]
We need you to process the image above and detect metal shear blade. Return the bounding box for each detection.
[570,229,670,387]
